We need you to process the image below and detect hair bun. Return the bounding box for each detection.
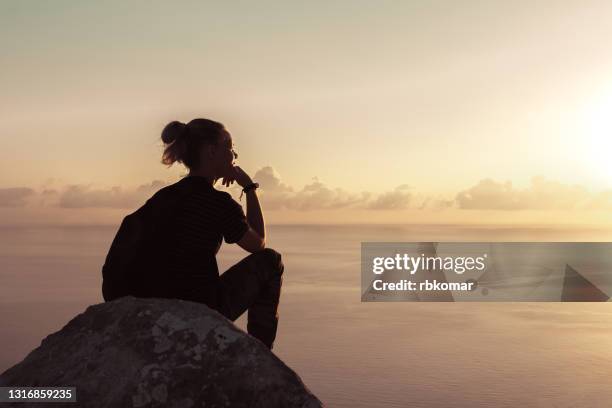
[161,121,187,144]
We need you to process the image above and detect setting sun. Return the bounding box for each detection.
[577,88,612,182]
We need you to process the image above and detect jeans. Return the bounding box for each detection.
[216,248,284,350]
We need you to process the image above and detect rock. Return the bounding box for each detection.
[0,296,323,408]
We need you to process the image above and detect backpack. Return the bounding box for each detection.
[101,203,151,301]
[101,181,196,302]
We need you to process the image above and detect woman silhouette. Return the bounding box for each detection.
[140,118,283,350]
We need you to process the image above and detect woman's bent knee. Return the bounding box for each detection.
[255,248,283,275]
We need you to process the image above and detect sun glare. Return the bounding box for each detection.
[579,91,612,183]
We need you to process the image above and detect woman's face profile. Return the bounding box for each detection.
[212,130,237,176]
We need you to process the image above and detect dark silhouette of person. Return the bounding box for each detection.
[134,118,283,350]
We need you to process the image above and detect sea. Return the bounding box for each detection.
[1,224,612,407]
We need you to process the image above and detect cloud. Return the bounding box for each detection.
[419,196,455,210]
[456,176,609,210]
[286,179,372,210]
[254,166,293,193]
[254,167,375,210]
[58,180,169,208]
[367,184,412,210]
[253,170,446,211]
[0,187,36,207]
[5,170,612,214]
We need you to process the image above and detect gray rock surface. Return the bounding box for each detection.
[0,296,323,408]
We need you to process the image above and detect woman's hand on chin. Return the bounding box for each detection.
[220,166,253,188]
[220,168,236,188]
[232,166,254,188]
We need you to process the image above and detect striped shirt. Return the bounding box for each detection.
[144,175,249,305]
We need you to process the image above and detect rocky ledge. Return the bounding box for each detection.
[0,296,323,408]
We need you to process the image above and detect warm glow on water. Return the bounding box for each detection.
[1,224,612,406]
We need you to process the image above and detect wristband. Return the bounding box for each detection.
[240,182,259,200]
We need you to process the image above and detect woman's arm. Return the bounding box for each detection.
[245,187,265,240]
[230,166,266,250]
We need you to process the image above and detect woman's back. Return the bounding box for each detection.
[145,175,248,306]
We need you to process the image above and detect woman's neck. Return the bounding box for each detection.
[187,169,216,185]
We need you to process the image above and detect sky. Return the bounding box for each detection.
[2,1,612,226]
